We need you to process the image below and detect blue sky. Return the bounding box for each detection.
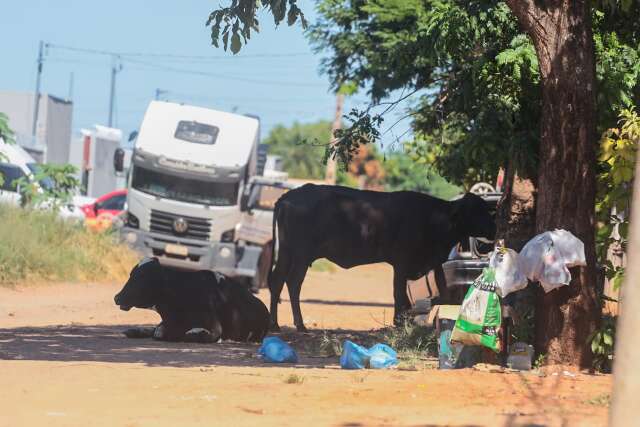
[1,1,412,148]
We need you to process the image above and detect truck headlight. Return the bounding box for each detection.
[127,212,139,229]
[219,247,232,258]
[221,228,235,242]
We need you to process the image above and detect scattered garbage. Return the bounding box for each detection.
[340,340,398,369]
[506,341,534,370]
[519,229,586,292]
[437,318,482,369]
[450,268,502,352]
[258,336,298,363]
[489,245,528,298]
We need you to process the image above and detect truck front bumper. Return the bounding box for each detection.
[120,227,261,277]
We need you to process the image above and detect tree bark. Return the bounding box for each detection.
[505,0,600,367]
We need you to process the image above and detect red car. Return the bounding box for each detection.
[81,189,128,219]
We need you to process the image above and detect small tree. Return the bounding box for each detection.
[14,164,80,212]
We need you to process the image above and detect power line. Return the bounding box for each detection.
[45,42,312,60]
[123,57,326,88]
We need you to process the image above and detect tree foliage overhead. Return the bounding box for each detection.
[207,0,307,54]
[309,0,640,187]
[263,120,331,180]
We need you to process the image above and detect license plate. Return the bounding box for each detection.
[165,243,188,257]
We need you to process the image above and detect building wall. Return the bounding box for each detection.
[0,91,72,164]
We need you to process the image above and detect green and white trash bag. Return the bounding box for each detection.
[450,267,502,352]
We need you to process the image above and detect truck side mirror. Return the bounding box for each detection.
[240,193,250,212]
[113,148,125,173]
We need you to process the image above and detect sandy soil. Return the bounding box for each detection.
[0,263,611,427]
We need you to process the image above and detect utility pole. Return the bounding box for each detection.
[155,88,168,101]
[108,55,122,128]
[610,154,640,426]
[31,40,44,138]
[68,72,74,102]
[325,93,344,184]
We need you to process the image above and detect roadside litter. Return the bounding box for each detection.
[450,267,502,352]
[507,342,534,370]
[429,305,482,369]
[489,246,528,297]
[519,229,586,292]
[340,340,398,369]
[258,336,298,363]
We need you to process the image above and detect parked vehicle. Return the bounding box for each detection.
[81,189,127,219]
[118,101,265,283]
[237,176,299,290]
[0,138,88,220]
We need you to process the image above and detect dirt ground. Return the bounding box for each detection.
[0,264,611,427]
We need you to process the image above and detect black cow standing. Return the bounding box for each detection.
[268,184,496,332]
[114,258,269,343]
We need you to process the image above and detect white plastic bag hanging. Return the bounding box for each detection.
[519,229,586,292]
[489,247,528,297]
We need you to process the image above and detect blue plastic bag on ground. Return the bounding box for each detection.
[368,343,398,369]
[340,340,398,369]
[258,336,298,363]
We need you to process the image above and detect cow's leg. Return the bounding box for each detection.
[268,250,291,332]
[286,264,309,332]
[392,267,412,326]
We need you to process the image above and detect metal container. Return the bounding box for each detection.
[442,259,488,287]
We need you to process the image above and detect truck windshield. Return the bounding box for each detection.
[249,184,290,211]
[132,166,238,206]
[174,121,219,145]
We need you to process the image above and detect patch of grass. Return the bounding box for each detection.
[584,393,611,407]
[533,353,546,369]
[310,258,337,273]
[283,373,305,384]
[318,330,343,357]
[377,321,437,358]
[0,204,137,286]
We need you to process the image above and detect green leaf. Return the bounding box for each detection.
[230,33,242,54]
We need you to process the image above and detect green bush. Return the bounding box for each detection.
[0,204,136,285]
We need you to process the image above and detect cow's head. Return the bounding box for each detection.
[453,193,496,240]
[114,258,164,311]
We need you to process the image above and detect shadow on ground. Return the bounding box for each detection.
[0,324,382,369]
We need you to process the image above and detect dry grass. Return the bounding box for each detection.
[283,373,305,384]
[0,204,137,286]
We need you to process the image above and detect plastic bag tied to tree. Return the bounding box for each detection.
[489,245,528,298]
[450,268,502,352]
[519,229,586,292]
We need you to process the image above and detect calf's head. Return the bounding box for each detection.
[114,258,164,311]
[452,193,496,240]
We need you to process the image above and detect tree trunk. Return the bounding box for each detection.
[505,0,599,367]
[495,159,537,252]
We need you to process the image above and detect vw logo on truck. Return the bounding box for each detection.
[173,217,189,234]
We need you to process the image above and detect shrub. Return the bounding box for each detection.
[0,204,136,285]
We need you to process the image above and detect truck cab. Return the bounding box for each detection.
[236,176,299,290]
[120,101,263,281]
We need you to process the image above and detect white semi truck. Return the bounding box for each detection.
[118,101,269,284]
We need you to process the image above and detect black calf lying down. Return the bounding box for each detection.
[114,258,269,343]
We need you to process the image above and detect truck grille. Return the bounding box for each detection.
[150,209,211,241]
